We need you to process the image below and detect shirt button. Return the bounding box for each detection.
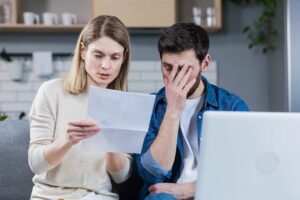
[198,116,202,119]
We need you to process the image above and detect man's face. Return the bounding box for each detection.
[161,49,207,97]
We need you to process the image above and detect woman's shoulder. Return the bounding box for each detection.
[39,78,64,91]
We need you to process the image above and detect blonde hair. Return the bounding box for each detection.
[64,15,131,94]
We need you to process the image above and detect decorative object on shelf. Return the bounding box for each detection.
[62,12,77,25]
[10,59,24,81]
[42,12,58,25]
[193,0,222,30]
[229,0,278,54]
[206,7,216,26]
[193,6,202,25]
[0,0,11,23]
[23,12,40,25]
[33,51,53,78]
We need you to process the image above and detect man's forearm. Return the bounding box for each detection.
[150,108,180,170]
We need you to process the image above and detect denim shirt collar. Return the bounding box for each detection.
[202,76,218,108]
[155,76,218,108]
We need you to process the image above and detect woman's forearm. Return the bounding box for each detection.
[106,152,128,172]
[43,136,72,167]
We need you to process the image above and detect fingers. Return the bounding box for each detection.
[173,64,190,87]
[69,120,98,127]
[66,120,100,145]
[149,184,162,194]
[148,183,174,194]
[170,64,178,82]
[168,64,193,91]
[182,78,196,95]
[177,66,192,90]
[67,131,97,145]
[67,124,100,133]
[68,130,99,137]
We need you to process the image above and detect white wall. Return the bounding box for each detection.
[0,58,217,120]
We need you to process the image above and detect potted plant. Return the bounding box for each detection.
[229,0,278,54]
[0,112,7,121]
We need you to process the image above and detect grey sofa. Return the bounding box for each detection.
[0,120,33,200]
[0,120,142,200]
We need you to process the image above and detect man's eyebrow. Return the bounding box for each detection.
[162,62,172,67]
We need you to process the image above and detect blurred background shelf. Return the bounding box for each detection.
[0,24,84,33]
[0,0,222,33]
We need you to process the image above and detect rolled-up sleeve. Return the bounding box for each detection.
[28,83,56,174]
[136,112,172,184]
[141,149,171,179]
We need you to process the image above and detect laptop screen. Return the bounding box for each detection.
[195,111,300,200]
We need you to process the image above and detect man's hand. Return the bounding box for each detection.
[149,182,196,200]
[164,64,196,118]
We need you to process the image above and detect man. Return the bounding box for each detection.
[136,23,249,200]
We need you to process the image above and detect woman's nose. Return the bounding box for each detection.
[100,58,111,70]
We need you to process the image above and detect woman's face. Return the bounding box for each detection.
[81,36,125,88]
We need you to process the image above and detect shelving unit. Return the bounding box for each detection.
[92,0,222,31]
[0,0,86,33]
[0,24,84,33]
[91,0,176,28]
[0,0,222,33]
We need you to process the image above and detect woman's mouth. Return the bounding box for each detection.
[96,73,110,80]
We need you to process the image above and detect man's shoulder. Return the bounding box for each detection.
[206,81,248,111]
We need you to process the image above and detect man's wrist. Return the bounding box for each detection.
[165,107,181,120]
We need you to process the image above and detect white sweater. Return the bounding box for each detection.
[29,79,131,200]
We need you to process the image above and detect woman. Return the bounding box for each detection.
[28,15,131,200]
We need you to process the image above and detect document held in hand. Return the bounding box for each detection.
[82,86,155,153]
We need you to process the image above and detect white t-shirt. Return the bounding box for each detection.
[177,96,204,184]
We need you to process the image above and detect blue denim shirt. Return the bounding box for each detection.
[136,76,249,199]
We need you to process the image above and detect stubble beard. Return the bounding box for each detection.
[187,71,201,98]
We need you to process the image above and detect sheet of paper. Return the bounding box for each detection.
[82,86,155,153]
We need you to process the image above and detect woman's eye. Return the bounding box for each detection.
[94,54,103,58]
[112,56,121,60]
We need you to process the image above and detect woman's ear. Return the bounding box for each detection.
[201,54,211,72]
[80,42,86,61]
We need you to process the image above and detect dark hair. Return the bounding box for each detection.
[158,23,209,62]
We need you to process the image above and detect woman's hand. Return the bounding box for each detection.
[44,120,100,167]
[66,120,100,145]
[164,64,196,118]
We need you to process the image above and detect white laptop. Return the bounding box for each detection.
[195,111,300,200]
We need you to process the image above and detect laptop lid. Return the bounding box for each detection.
[195,111,300,200]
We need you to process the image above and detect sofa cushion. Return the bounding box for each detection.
[0,120,143,200]
[0,120,33,200]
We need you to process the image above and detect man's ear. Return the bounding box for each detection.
[80,43,86,61]
[201,54,211,72]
